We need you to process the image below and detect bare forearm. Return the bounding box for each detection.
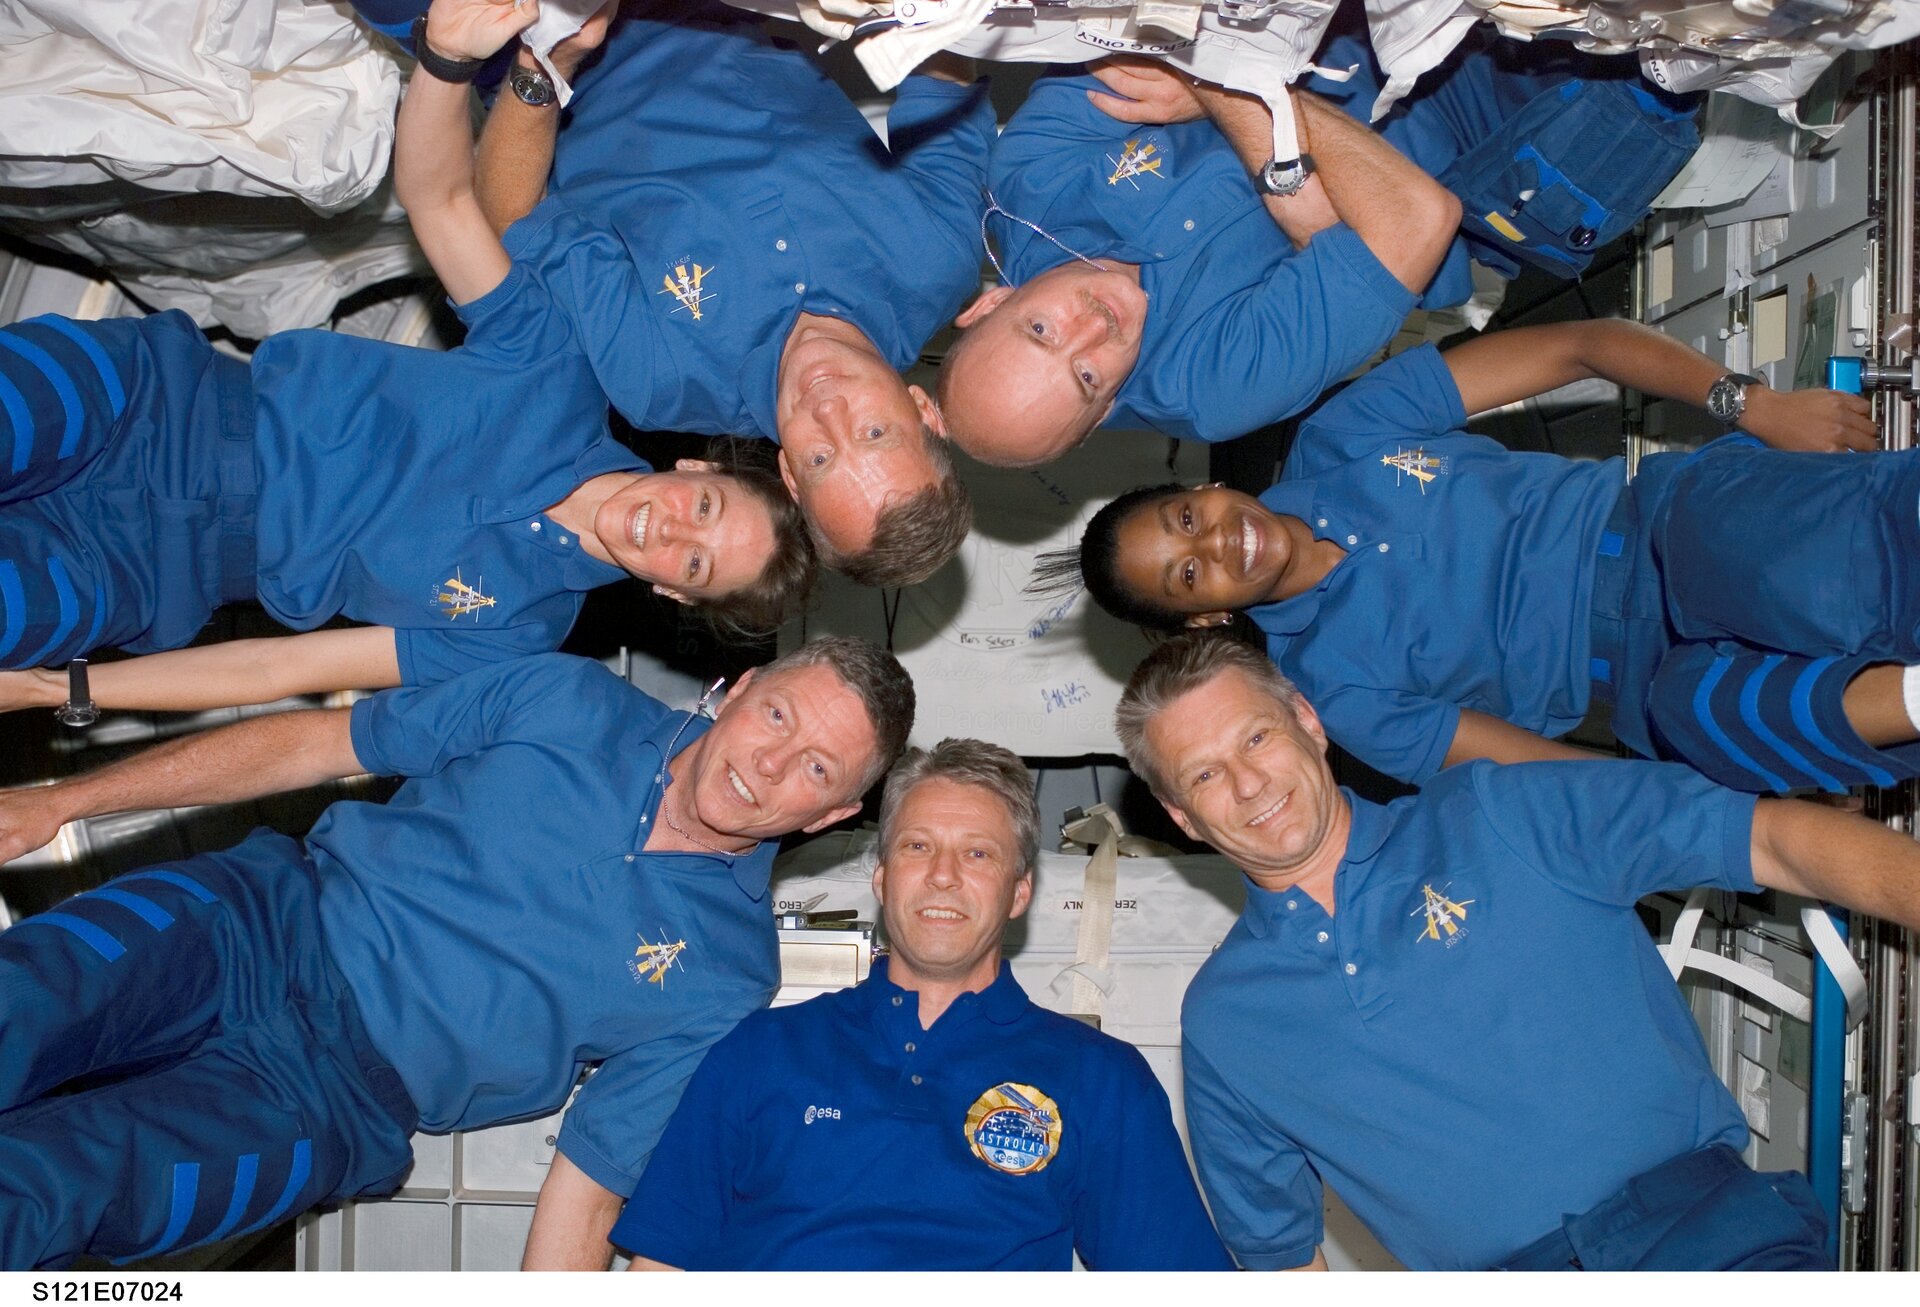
[1443,709,1607,770]
[44,709,362,829]
[1753,798,1920,930]
[522,1153,622,1270]
[395,63,481,218]
[476,53,563,235]
[1290,90,1459,293]
[3,630,401,716]
[1193,85,1338,247]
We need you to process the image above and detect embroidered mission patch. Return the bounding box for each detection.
[964,1081,1063,1175]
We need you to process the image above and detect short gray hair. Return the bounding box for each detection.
[820,425,972,589]
[1116,632,1300,797]
[878,737,1040,878]
[759,636,915,793]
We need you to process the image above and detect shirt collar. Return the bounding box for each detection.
[864,955,1030,1026]
[1238,789,1387,938]
[1248,479,1325,637]
[643,710,777,901]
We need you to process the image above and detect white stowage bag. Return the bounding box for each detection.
[0,0,414,335]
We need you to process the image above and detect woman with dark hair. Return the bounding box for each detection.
[1037,317,1920,796]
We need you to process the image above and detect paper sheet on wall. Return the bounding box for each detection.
[1653,96,1794,211]
[788,425,1206,756]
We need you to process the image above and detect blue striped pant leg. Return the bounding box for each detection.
[0,864,230,1112]
[1647,645,1914,793]
[0,314,149,505]
[0,498,131,668]
[0,1048,342,1270]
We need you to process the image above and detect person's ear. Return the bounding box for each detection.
[653,584,692,605]
[675,458,718,474]
[1008,873,1033,921]
[954,285,1016,329]
[713,666,756,716]
[908,384,947,439]
[775,447,800,502]
[1159,798,1201,844]
[1183,611,1233,630]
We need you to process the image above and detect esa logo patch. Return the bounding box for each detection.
[803,1104,841,1125]
[964,1082,1063,1175]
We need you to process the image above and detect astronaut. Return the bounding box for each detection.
[608,738,1232,1270]
[0,636,912,1269]
[1051,317,1914,795]
[462,0,993,585]
[1118,633,1920,1270]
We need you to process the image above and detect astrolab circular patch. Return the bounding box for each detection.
[964,1082,1063,1175]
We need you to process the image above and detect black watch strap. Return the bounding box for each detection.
[55,657,97,728]
[410,16,487,84]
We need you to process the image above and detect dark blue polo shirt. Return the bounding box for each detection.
[1182,760,1757,1270]
[317,654,780,1196]
[987,70,1416,444]
[505,9,994,441]
[609,958,1232,1269]
[251,261,640,686]
[1254,344,1625,783]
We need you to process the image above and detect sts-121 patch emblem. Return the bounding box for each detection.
[1411,882,1474,946]
[659,260,716,321]
[1106,137,1165,189]
[1381,446,1448,492]
[629,931,688,986]
[964,1082,1063,1175]
[432,568,495,619]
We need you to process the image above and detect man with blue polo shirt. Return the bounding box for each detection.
[609,738,1231,1270]
[1115,634,1920,1270]
[933,59,1461,467]
[0,635,913,1270]
[463,0,990,585]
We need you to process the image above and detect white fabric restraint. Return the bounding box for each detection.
[1054,804,1182,1023]
[1662,887,1869,1030]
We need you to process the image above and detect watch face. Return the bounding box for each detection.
[1706,378,1740,422]
[512,68,555,106]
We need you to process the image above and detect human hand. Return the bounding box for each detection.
[1742,385,1879,453]
[1086,57,1205,125]
[425,0,541,65]
[547,0,618,77]
[0,786,67,868]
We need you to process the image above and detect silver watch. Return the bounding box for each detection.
[509,63,556,108]
[1705,371,1761,427]
[1253,155,1314,198]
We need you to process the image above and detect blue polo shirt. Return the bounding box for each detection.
[314,654,780,1195]
[987,71,1416,444]
[1254,344,1625,783]
[609,958,1231,1270]
[1182,759,1757,1271]
[251,260,640,686]
[505,10,994,441]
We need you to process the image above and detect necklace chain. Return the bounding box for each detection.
[657,789,755,858]
[979,188,1109,286]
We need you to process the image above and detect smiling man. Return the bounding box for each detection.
[1117,633,1920,1272]
[0,636,912,1270]
[459,0,985,585]
[607,738,1231,1271]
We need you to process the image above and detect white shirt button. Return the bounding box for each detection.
[904,1042,916,1053]
[624,854,635,862]
[776,239,788,251]
[530,521,541,532]
[1346,534,1358,546]
[1286,899,1297,910]
[1183,218,1195,231]
[558,535,570,545]
[794,282,807,294]
[1344,962,1358,976]
[1377,542,1389,553]
[1317,930,1329,943]
[891,996,903,1007]
[911,1074,923,1085]
[1317,518,1327,528]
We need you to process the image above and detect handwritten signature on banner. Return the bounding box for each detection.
[1040,681,1092,713]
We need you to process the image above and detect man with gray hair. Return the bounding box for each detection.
[609,737,1232,1270]
[1117,631,1920,1271]
[0,635,912,1270]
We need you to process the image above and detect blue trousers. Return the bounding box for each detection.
[1593,439,1920,792]
[0,831,415,1270]
[1497,1144,1830,1270]
[0,311,257,669]
[1310,22,1700,301]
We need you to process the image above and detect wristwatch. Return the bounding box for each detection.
[509,62,557,108]
[1705,371,1762,427]
[54,657,97,728]
[1252,154,1315,198]
[409,16,486,84]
